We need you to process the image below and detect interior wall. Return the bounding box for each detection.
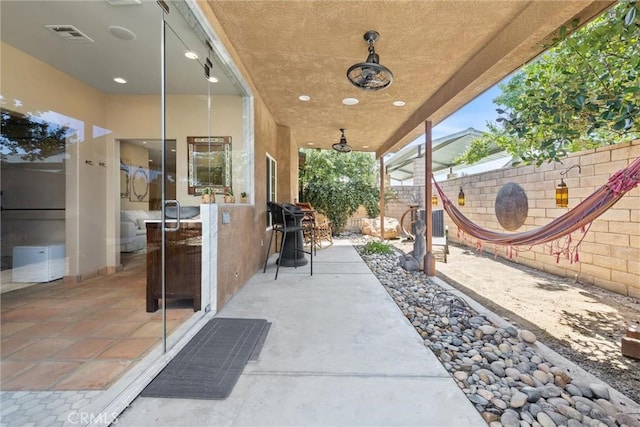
[104,94,244,207]
[2,1,303,313]
[119,142,150,211]
[0,161,66,258]
[1,42,108,278]
[2,41,246,279]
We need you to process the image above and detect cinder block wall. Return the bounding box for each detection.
[389,139,640,298]
[385,187,424,223]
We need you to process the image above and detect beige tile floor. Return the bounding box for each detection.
[0,253,193,391]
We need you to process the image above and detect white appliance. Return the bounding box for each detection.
[12,244,65,283]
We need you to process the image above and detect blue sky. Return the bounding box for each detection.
[432,84,503,140]
[388,81,511,183]
[395,80,507,151]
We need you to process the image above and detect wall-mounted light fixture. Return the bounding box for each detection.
[458,186,465,206]
[431,194,438,206]
[555,164,581,208]
[457,182,468,206]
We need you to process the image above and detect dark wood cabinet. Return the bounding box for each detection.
[146,222,202,312]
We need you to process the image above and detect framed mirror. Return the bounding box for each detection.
[187,136,232,195]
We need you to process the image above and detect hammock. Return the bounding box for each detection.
[433,155,640,261]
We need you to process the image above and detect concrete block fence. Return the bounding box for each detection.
[385,139,640,298]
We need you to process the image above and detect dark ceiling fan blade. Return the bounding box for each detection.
[333,128,352,153]
[346,30,393,91]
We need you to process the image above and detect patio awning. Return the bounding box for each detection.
[386,128,510,183]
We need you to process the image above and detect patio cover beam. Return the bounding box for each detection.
[379,157,385,243]
[424,120,436,276]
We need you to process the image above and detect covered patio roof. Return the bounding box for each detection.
[205,1,614,158]
[0,1,615,159]
[386,127,511,183]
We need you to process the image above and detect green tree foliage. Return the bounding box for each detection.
[1,109,69,162]
[458,1,639,166]
[300,149,380,230]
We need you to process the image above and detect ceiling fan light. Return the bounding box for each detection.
[347,30,393,91]
[332,128,352,153]
[332,142,352,153]
[347,63,393,90]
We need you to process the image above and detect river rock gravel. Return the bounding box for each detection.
[351,235,640,427]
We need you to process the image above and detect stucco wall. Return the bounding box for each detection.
[389,139,640,298]
[216,91,282,310]
[198,3,289,310]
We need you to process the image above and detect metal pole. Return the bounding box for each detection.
[159,1,168,353]
[379,157,385,242]
[424,120,436,275]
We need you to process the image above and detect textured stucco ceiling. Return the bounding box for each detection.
[206,1,614,158]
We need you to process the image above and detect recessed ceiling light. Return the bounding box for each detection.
[171,149,176,152]
[363,145,369,148]
[142,141,147,144]
[113,77,127,84]
[393,100,406,107]
[298,95,311,101]
[184,51,198,60]
[342,97,359,106]
[108,25,136,41]
[208,76,219,83]
[307,142,315,145]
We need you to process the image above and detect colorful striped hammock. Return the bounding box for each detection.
[433,155,640,262]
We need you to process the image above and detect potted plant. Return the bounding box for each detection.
[224,187,235,203]
[240,191,248,203]
[201,188,215,204]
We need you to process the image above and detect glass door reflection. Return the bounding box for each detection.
[156,2,214,350]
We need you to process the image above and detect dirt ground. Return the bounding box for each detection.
[393,240,640,405]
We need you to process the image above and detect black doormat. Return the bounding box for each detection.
[141,317,270,400]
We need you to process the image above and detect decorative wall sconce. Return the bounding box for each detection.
[432,194,438,206]
[458,187,465,206]
[555,164,581,208]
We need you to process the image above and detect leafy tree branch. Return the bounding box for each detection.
[300,149,380,230]
[457,1,639,167]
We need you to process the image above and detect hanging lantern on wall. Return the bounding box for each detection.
[432,194,438,206]
[555,178,568,208]
[555,164,580,208]
[458,187,465,206]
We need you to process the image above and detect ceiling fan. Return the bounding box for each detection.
[347,30,393,91]
[332,128,352,153]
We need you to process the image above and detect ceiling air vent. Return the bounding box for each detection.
[45,25,94,43]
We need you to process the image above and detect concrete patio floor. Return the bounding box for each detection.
[116,239,485,426]
[5,237,637,426]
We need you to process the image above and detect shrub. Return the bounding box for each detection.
[361,240,395,255]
